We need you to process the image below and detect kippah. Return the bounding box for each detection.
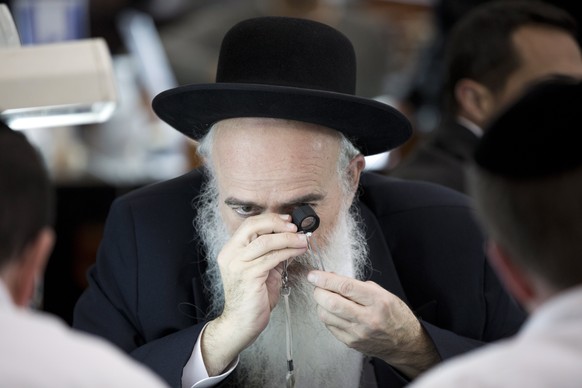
[474,78,582,179]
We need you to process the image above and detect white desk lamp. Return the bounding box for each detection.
[0,4,117,129]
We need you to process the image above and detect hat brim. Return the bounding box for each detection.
[152,83,412,156]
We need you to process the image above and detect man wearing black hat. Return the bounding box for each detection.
[73,17,525,387]
[410,79,582,387]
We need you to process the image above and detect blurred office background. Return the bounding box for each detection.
[0,0,578,325]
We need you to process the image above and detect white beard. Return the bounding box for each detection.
[195,177,370,387]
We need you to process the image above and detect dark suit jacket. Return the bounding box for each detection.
[390,119,479,194]
[73,170,525,387]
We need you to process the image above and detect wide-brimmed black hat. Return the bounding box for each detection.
[152,16,411,156]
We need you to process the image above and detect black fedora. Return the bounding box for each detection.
[152,16,411,156]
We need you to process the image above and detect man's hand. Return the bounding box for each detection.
[201,213,308,376]
[308,270,440,378]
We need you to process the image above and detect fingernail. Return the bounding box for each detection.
[307,272,317,283]
[279,214,291,221]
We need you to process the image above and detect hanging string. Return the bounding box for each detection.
[281,260,295,388]
[280,231,325,387]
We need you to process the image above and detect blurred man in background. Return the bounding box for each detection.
[391,0,582,193]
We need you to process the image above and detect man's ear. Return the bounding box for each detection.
[347,154,366,195]
[13,227,55,307]
[455,79,495,127]
[486,239,535,312]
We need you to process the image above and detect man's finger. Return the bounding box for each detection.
[314,289,360,324]
[308,270,375,306]
[244,232,307,262]
[233,213,297,246]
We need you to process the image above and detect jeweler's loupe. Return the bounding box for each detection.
[291,205,320,233]
[291,205,325,271]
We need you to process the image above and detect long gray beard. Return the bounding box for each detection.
[194,178,370,387]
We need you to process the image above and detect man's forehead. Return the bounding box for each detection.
[210,118,342,166]
[511,25,582,73]
[216,163,336,214]
[500,25,582,103]
[213,117,341,140]
[209,118,344,205]
[215,157,336,197]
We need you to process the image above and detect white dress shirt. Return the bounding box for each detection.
[0,279,168,387]
[410,285,582,388]
[182,323,238,387]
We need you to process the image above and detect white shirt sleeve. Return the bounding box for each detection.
[182,323,239,388]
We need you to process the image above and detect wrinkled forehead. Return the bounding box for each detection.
[209,117,343,195]
[211,117,342,166]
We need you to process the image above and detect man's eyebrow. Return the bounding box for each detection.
[224,193,325,208]
[224,197,260,207]
[281,193,325,208]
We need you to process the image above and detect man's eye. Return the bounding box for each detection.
[233,205,258,217]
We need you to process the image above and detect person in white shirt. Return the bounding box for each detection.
[410,79,582,387]
[0,123,168,387]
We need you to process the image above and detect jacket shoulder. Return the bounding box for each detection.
[115,169,205,207]
[359,171,473,216]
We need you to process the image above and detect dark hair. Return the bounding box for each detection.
[0,123,53,269]
[443,0,577,116]
[469,165,582,290]
[467,79,582,290]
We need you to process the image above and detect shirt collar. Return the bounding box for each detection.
[456,116,483,138]
[522,285,582,335]
[0,278,15,310]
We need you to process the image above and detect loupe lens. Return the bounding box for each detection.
[301,216,317,230]
[291,205,320,233]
